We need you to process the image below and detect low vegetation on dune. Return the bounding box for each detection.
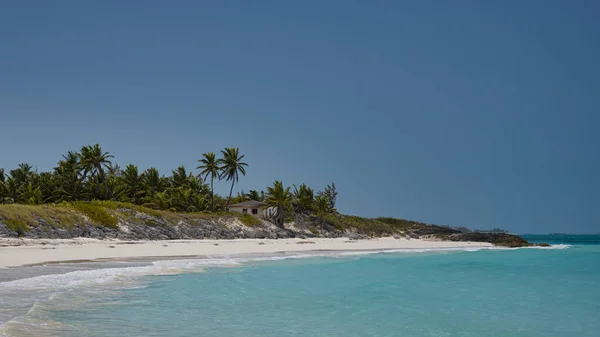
[324,215,399,236]
[0,204,84,232]
[238,213,262,227]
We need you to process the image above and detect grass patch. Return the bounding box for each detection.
[92,200,163,218]
[72,202,118,229]
[375,217,423,231]
[325,215,399,236]
[0,204,83,230]
[238,214,261,227]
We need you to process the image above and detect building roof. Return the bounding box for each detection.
[229,200,266,208]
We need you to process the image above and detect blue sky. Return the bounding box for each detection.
[1,0,599,233]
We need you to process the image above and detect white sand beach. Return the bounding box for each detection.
[0,237,493,268]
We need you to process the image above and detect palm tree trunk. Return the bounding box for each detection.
[226,180,235,210]
[276,208,284,228]
[210,177,214,211]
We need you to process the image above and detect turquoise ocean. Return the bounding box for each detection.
[1,235,599,337]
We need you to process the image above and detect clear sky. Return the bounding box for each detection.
[1,0,599,234]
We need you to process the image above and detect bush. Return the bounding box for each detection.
[376,217,422,231]
[93,200,163,218]
[0,204,83,230]
[325,214,396,236]
[73,202,118,229]
[3,219,29,236]
[239,214,261,227]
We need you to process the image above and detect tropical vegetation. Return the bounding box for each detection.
[1,145,525,246]
[0,144,338,227]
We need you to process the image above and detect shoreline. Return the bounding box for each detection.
[0,237,493,269]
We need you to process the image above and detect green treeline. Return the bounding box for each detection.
[0,144,338,224]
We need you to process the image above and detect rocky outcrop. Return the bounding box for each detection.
[406,224,534,247]
[434,232,532,247]
[0,217,300,241]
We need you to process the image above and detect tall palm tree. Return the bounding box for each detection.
[197,152,221,211]
[265,180,293,227]
[218,148,248,210]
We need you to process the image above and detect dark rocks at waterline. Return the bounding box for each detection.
[405,224,533,247]
[443,232,531,247]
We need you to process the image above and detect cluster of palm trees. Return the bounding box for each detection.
[197,148,248,211]
[0,145,338,226]
[229,182,338,228]
[0,144,248,213]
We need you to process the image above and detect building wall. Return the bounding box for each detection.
[229,207,276,220]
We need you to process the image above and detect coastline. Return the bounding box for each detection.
[0,237,493,268]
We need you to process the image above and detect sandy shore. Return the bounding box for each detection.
[0,237,493,268]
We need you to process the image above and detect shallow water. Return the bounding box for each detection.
[1,237,599,337]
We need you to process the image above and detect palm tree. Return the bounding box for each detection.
[55,151,80,176]
[10,163,34,185]
[197,152,221,211]
[219,148,248,210]
[314,195,330,231]
[78,144,114,182]
[98,175,127,201]
[121,164,141,203]
[247,189,262,201]
[153,191,171,210]
[265,180,293,227]
[7,163,35,203]
[317,182,338,213]
[171,166,189,189]
[141,167,164,201]
[53,154,86,202]
[293,183,314,214]
[79,144,113,199]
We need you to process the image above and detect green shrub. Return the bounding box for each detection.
[325,214,397,236]
[309,226,319,235]
[3,219,29,236]
[0,204,83,230]
[239,214,261,227]
[93,200,163,218]
[73,202,118,229]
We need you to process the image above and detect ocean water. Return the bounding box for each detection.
[1,236,599,337]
